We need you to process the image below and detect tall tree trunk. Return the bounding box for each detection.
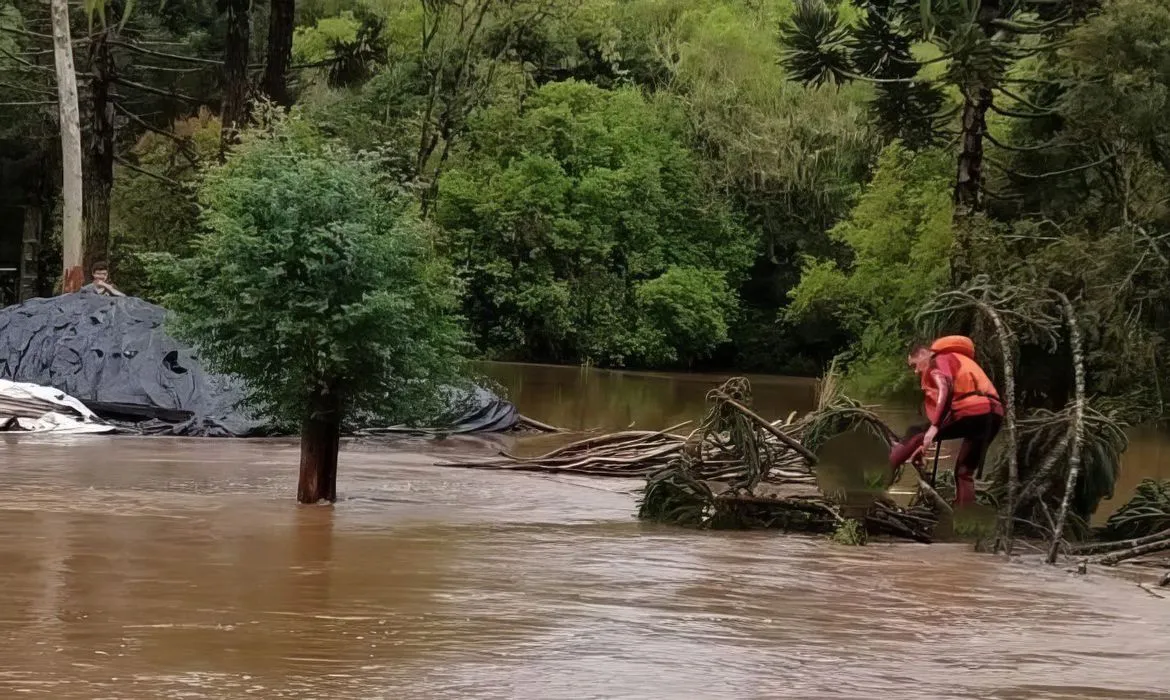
[49,0,84,292]
[20,204,42,302]
[953,87,993,214]
[297,386,342,504]
[220,0,253,156]
[262,0,295,106]
[83,28,116,277]
[950,0,1001,285]
[951,86,993,286]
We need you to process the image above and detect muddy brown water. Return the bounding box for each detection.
[2,363,1168,699]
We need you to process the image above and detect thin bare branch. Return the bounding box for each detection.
[107,39,222,65]
[115,155,184,188]
[988,152,1116,180]
[112,100,200,165]
[112,76,201,104]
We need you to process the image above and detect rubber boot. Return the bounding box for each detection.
[955,466,977,507]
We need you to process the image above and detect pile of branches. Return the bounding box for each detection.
[1071,480,1170,569]
[637,376,941,543]
[437,372,892,481]
[440,373,946,543]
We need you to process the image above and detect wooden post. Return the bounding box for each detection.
[297,387,342,504]
[49,0,85,293]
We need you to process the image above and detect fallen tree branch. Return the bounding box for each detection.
[515,414,564,433]
[1071,527,1170,556]
[709,391,818,465]
[1096,535,1170,566]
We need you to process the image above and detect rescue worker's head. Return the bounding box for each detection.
[907,343,932,375]
[91,261,110,283]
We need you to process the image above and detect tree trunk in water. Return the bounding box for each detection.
[83,29,116,277]
[49,0,84,292]
[297,388,342,504]
[220,0,253,156]
[950,86,992,286]
[262,0,296,106]
[979,300,1018,555]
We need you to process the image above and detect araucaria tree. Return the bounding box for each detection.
[148,115,466,503]
[781,0,1090,282]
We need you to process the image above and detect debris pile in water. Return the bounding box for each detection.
[440,375,947,543]
[1072,479,1170,573]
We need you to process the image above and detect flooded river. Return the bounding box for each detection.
[1,364,1168,699]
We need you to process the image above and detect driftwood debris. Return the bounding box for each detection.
[1069,480,1170,571]
[439,375,945,543]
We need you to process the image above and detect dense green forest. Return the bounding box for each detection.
[2,0,1169,422]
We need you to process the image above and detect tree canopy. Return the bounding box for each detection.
[146,114,466,431]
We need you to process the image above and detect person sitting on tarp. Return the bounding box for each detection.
[888,336,1003,507]
[81,261,125,297]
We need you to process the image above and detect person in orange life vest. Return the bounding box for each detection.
[888,336,1004,506]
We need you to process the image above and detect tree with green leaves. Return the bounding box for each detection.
[436,79,752,367]
[147,114,466,503]
[787,143,954,396]
[780,0,1093,282]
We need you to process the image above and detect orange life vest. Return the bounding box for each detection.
[920,336,1001,425]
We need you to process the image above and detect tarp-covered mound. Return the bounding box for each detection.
[0,292,522,437]
[0,292,264,436]
[355,384,519,435]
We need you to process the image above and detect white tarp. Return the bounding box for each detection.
[0,379,115,434]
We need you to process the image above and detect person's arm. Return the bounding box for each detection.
[923,369,952,448]
[94,280,126,297]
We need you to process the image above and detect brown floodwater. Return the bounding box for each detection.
[2,363,1168,699]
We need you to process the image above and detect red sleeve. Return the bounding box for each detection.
[928,356,957,425]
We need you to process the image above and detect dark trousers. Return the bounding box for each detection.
[888,413,1003,506]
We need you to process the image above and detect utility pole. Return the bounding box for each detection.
[49,0,84,292]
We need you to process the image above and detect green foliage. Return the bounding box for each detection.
[634,267,736,366]
[1100,479,1170,541]
[831,517,866,545]
[145,114,466,428]
[787,143,953,396]
[110,110,221,297]
[437,80,752,366]
[292,11,360,63]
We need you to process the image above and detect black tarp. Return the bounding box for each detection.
[0,292,520,437]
